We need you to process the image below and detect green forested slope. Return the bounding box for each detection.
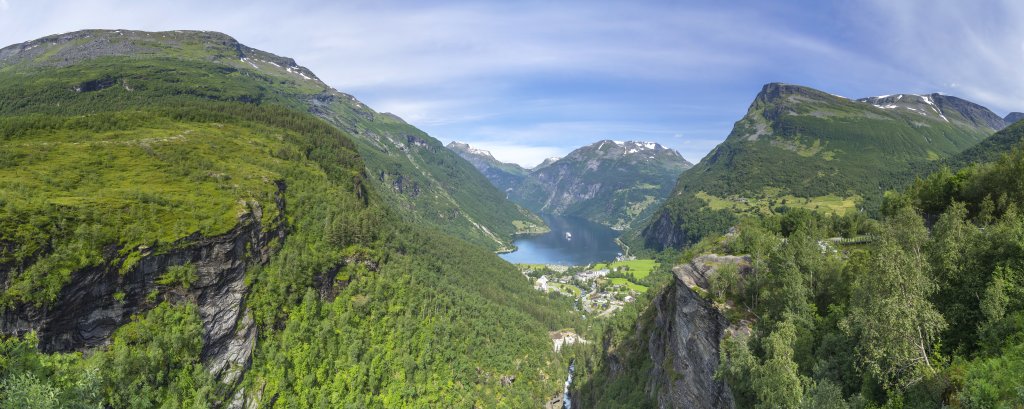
[0,30,574,407]
[579,144,1024,408]
[638,83,1004,250]
[0,29,540,251]
[946,120,1024,170]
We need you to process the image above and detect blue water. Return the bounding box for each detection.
[499,214,621,265]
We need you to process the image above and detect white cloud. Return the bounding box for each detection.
[0,0,9,11]
[1,0,1019,165]
[856,0,1024,113]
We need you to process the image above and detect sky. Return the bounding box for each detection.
[1,1,1022,167]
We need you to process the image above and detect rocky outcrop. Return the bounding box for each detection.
[1,182,287,392]
[643,256,739,409]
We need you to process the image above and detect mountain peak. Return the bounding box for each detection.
[446,141,496,159]
[754,82,839,104]
[857,93,1007,130]
[1006,112,1024,125]
[0,29,322,83]
[534,157,561,169]
[588,140,676,155]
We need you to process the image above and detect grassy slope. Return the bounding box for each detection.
[637,83,999,250]
[0,30,574,406]
[0,29,542,251]
[314,99,545,250]
[946,120,1024,170]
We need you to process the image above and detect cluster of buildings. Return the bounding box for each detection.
[525,264,641,317]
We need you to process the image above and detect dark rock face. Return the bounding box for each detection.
[645,271,735,408]
[930,94,1008,130]
[643,210,687,251]
[1,183,286,389]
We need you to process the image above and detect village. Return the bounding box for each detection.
[517,258,658,317]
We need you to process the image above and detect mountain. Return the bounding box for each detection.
[308,103,546,250]
[857,93,1009,130]
[510,140,692,230]
[640,83,1007,250]
[0,30,542,252]
[0,30,574,407]
[578,143,1024,407]
[948,119,1024,169]
[446,141,530,193]
[534,156,561,169]
[1006,111,1024,125]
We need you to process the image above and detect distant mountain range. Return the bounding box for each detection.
[446,142,530,193]
[639,82,1013,249]
[450,140,692,230]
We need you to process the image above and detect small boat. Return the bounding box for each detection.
[565,232,572,240]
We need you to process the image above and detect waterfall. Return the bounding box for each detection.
[563,359,575,409]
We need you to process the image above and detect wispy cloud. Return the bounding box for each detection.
[0,1,1019,167]
[852,0,1024,112]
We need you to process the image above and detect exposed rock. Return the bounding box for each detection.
[1,182,287,392]
[672,254,751,290]
[583,255,739,408]
[643,258,738,409]
[642,210,689,251]
[545,394,565,409]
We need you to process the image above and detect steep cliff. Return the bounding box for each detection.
[574,255,742,408]
[1,197,282,387]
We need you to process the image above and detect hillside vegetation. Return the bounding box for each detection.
[638,83,1007,250]
[574,144,1024,408]
[0,30,575,407]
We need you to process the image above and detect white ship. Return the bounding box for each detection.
[565,232,572,240]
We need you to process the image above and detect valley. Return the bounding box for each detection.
[499,214,622,265]
[2,4,1024,408]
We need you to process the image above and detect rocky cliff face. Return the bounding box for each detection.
[1,182,286,392]
[577,255,740,408]
[642,255,742,409]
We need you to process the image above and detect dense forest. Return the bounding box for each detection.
[0,31,578,407]
[572,143,1024,408]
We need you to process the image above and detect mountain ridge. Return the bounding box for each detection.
[639,82,1005,250]
[510,139,693,230]
[0,29,572,407]
[0,29,544,251]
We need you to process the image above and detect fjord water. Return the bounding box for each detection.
[500,214,621,265]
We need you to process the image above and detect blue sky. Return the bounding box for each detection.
[1,0,1022,166]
